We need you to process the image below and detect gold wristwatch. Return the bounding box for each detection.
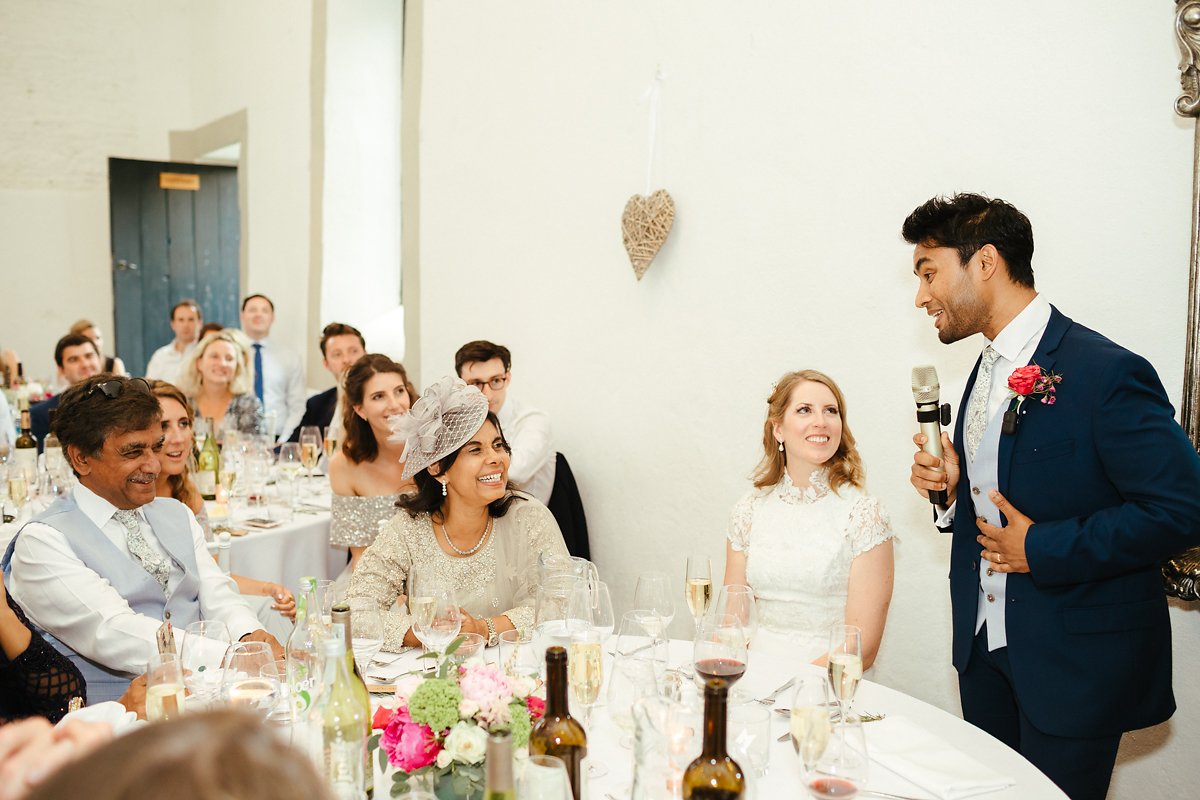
[484,617,499,647]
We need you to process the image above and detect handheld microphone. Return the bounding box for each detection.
[911,366,952,507]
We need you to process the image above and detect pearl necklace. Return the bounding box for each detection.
[440,516,492,556]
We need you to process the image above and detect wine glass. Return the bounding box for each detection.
[633,572,675,636]
[277,442,303,509]
[827,624,863,714]
[728,700,772,781]
[221,641,279,716]
[411,582,462,655]
[607,655,658,748]
[713,584,758,648]
[590,581,615,642]
[498,629,541,680]
[145,652,186,722]
[180,620,231,707]
[614,610,668,681]
[299,426,322,490]
[519,754,572,800]
[693,614,748,690]
[260,659,294,729]
[803,715,868,799]
[791,674,834,768]
[323,425,339,461]
[348,598,385,675]
[684,555,712,631]
[192,416,208,452]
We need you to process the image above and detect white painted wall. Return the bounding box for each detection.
[415,3,1199,796]
[0,0,313,381]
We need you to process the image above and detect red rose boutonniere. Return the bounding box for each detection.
[1002,363,1062,435]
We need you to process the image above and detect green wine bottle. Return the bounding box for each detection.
[196,417,220,500]
[681,678,745,800]
[529,646,588,799]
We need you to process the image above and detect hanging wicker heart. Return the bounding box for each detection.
[621,189,675,280]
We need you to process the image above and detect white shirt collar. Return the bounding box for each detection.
[985,293,1051,363]
[73,482,145,529]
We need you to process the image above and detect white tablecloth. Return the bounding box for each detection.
[369,639,1068,800]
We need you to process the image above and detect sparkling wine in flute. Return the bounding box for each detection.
[568,640,603,706]
[686,577,713,619]
[7,478,27,507]
[323,436,339,459]
[694,657,746,686]
[827,652,863,705]
[146,683,186,722]
[300,442,320,470]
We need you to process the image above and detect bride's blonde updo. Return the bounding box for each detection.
[752,369,865,493]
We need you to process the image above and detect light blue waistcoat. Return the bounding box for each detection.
[2,494,202,703]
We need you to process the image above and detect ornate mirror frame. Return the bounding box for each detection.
[1163,1,1200,600]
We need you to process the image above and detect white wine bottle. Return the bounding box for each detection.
[484,731,516,800]
[310,622,367,800]
[196,417,219,500]
[329,602,373,797]
[529,645,588,800]
[13,399,37,478]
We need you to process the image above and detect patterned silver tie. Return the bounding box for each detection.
[965,346,1001,462]
[113,509,171,593]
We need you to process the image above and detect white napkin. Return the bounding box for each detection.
[57,701,142,735]
[865,716,1015,800]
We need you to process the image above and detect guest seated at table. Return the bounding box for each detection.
[68,319,127,377]
[328,354,417,572]
[149,381,296,639]
[2,375,282,703]
[199,321,223,339]
[348,376,569,652]
[724,369,895,668]
[179,329,264,435]
[286,322,366,444]
[0,571,85,723]
[30,334,103,449]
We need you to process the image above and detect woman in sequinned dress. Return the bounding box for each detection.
[327,355,418,572]
[349,376,568,651]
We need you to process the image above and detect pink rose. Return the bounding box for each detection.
[527,695,545,720]
[1007,365,1041,397]
[381,706,441,772]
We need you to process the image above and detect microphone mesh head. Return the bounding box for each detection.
[911,365,940,404]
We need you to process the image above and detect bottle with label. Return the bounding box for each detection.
[286,576,324,717]
[530,645,588,800]
[329,602,374,796]
[310,622,367,800]
[196,416,220,500]
[13,399,37,479]
[484,731,516,800]
[681,679,745,800]
[43,409,63,476]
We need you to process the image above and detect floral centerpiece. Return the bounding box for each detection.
[369,638,545,800]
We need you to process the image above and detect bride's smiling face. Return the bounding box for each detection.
[773,380,843,473]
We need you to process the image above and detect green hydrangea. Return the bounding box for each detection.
[408,678,462,733]
[507,701,532,748]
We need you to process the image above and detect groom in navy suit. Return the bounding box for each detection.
[905,193,1200,800]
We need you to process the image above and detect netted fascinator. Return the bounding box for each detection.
[389,375,490,480]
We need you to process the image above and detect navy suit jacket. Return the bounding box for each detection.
[949,307,1200,738]
[28,394,60,454]
[286,387,337,443]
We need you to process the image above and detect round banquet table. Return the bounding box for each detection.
[366,638,1068,800]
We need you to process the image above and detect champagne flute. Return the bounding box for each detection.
[803,715,868,800]
[827,624,863,714]
[145,652,186,722]
[180,620,231,707]
[684,555,713,631]
[277,442,303,509]
[693,614,748,689]
[634,572,675,637]
[221,641,279,716]
[568,627,607,777]
[713,584,758,648]
[299,425,322,490]
[323,425,339,460]
[7,475,28,519]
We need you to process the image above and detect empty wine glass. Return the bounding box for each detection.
[684,555,712,631]
[614,610,668,681]
[634,572,675,636]
[590,581,616,642]
[348,598,385,675]
[180,620,231,707]
[827,624,863,714]
[728,700,772,781]
[693,614,748,690]
[803,715,868,800]
[607,655,658,748]
[498,629,541,680]
[714,584,758,647]
[221,641,279,716]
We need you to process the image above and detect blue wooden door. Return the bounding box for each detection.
[108,158,240,377]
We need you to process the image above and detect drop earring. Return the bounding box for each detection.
[441,480,448,497]
[777,441,784,452]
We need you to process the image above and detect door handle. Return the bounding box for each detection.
[115,259,139,271]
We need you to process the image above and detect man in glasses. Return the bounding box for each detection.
[2,375,282,703]
[455,340,556,504]
[29,333,104,450]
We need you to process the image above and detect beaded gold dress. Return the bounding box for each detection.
[348,494,568,652]
[330,493,403,548]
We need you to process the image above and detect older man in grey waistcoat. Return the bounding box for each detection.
[2,374,281,703]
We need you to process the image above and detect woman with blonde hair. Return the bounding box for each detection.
[178,329,263,435]
[724,369,894,668]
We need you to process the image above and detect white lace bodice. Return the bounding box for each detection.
[728,470,893,661]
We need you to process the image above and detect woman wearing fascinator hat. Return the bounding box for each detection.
[347,376,569,650]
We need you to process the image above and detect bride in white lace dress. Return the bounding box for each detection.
[724,370,895,667]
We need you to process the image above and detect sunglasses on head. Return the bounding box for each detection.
[85,377,152,400]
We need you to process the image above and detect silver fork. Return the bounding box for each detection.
[755,676,795,705]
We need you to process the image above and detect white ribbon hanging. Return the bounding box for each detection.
[640,67,666,195]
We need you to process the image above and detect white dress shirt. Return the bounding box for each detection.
[143,341,195,383]
[249,336,306,440]
[0,391,15,447]
[497,396,556,504]
[8,483,261,675]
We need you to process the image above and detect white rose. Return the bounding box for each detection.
[443,722,489,765]
[436,749,454,769]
